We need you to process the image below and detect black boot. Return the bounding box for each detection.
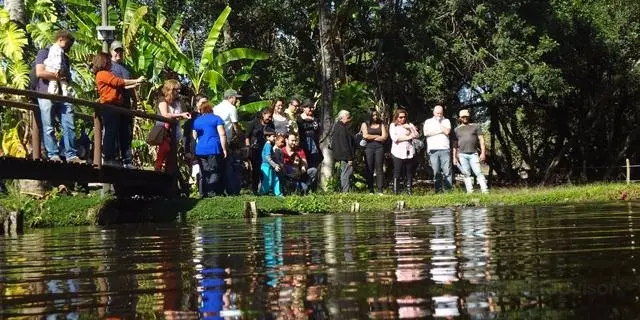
[406,178,413,196]
[393,178,399,195]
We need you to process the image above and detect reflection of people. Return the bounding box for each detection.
[423,105,453,193]
[453,109,489,194]
[264,218,284,288]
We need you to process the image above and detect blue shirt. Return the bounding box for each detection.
[110,61,133,108]
[35,47,71,93]
[193,113,224,156]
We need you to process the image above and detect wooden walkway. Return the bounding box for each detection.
[0,87,178,197]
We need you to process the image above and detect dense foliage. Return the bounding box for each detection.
[1,0,639,185]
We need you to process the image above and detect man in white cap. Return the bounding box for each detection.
[423,105,453,193]
[453,109,488,193]
[110,40,137,168]
[214,89,242,143]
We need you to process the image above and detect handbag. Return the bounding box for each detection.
[411,138,424,152]
[354,132,366,148]
[146,124,166,146]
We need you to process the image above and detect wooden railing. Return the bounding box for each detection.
[0,86,178,172]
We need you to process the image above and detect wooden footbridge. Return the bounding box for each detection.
[0,87,179,197]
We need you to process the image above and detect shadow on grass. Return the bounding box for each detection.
[97,198,200,225]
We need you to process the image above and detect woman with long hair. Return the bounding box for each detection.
[245,107,275,194]
[389,108,419,194]
[297,99,321,169]
[271,98,290,135]
[154,79,192,172]
[92,52,144,166]
[361,109,388,194]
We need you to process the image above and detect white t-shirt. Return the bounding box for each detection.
[213,99,238,140]
[44,43,64,72]
[423,117,451,151]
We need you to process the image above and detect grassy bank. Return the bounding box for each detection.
[0,183,639,228]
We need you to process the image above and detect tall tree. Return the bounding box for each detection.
[317,0,335,189]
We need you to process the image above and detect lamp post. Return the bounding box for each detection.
[96,0,114,53]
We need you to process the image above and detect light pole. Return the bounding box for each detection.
[96,0,114,53]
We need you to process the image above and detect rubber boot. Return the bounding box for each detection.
[463,177,474,194]
[393,178,399,195]
[406,178,413,196]
[477,175,489,194]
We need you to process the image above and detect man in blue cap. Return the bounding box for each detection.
[110,40,137,168]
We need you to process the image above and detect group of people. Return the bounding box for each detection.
[186,95,321,198]
[329,105,489,195]
[32,29,489,197]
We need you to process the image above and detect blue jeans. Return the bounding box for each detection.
[429,149,452,193]
[37,98,76,159]
[458,153,484,179]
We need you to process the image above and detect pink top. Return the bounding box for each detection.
[389,123,419,159]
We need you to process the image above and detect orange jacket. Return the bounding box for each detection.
[96,70,125,105]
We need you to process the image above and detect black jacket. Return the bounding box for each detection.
[332,121,355,161]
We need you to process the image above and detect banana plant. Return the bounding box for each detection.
[148,5,269,98]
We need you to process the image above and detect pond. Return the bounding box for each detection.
[2,202,640,319]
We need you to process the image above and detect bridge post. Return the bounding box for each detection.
[93,112,102,167]
[167,122,179,197]
[30,111,41,160]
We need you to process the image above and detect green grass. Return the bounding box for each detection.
[0,183,638,228]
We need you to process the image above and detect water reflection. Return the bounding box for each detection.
[3,203,640,318]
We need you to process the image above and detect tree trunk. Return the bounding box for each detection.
[317,0,335,190]
[5,0,26,26]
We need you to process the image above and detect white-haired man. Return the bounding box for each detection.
[331,110,355,192]
[423,105,452,193]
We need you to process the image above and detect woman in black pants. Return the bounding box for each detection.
[388,108,419,194]
[360,109,388,194]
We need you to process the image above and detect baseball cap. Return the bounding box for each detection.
[459,109,470,117]
[223,89,242,99]
[110,41,124,51]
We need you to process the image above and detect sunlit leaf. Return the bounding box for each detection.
[2,126,27,158]
[199,6,231,73]
[213,48,269,67]
[26,22,54,49]
[8,60,31,89]
[0,23,28,61]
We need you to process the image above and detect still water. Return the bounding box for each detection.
[2,202,640,319]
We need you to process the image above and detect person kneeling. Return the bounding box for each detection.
[280,133,317,195]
